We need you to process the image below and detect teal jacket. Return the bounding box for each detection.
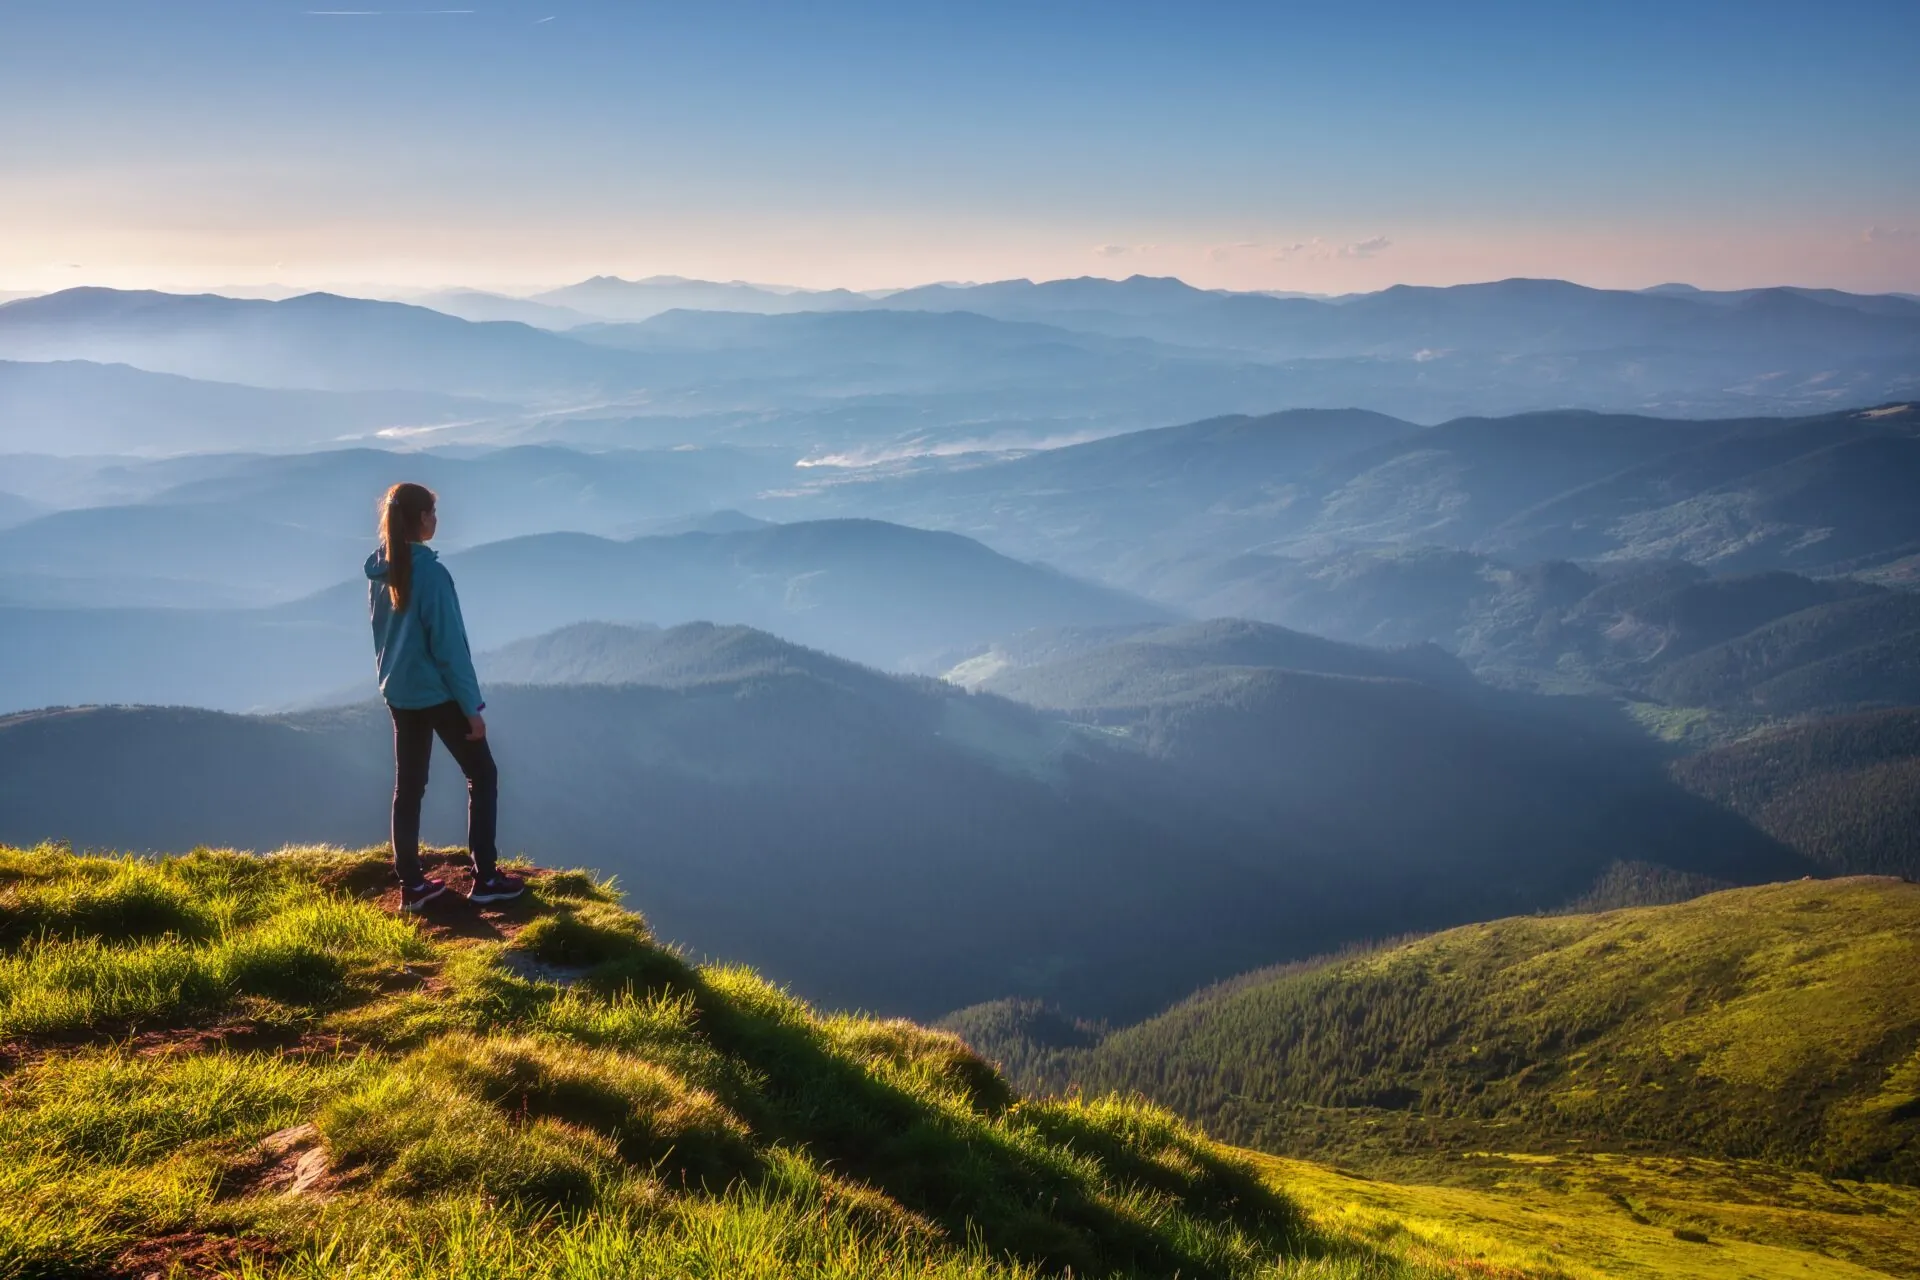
[365,544,486,715]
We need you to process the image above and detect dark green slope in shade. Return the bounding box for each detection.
[0,686,1284,1020]
[1646,592,1920,715]
[964,616,1806,915]
[1673,709,1920,878]
[948,878,1920,1183]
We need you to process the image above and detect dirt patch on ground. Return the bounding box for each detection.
[359,852,560,945]
[112,1230,275,1279]
[129,1022,280,1059]
[2,1021,369,1073]
[132,1022,368,1061]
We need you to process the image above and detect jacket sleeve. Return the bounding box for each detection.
[418,564,486,715]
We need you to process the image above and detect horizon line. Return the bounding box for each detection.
[6,273,1918,306]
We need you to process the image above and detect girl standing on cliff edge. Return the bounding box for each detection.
[365,482,524,912]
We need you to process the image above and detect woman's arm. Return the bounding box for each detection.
[418,563,487,722]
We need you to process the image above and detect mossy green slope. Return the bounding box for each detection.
[955,878,1920,1185]
[0,843,1500,1280]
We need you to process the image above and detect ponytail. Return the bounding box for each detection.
[379,482,436,612]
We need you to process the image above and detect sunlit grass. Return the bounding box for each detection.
[4,843,1905,1280]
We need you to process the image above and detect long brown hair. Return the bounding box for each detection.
[379,482,436,612]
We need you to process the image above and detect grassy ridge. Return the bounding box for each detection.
[0,843,1513,1280]
[1262,1151,1920,1280]
[950,878,1920,1185]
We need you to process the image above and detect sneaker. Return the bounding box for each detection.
[399,877,449,913]
[467,872,526,905]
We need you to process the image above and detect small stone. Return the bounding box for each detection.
[256,1123,318,1160]
[287,1146,331,1197]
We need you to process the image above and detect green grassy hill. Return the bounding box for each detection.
[5,847,1916,1280]
[948,878,1920,1187]
[0,843,1341,1280]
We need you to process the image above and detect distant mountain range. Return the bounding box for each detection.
[796,403,1920,596]
[0,620,1804,1018]
[8,401,1916,715]
[0,358,502,454]
[0,289,650,399]
[528,275,876,322]
[0,517,1170,711]
[868,274,1920,361]
[5,276,1917,453]
[408,288,601,330]
[0,445,796,608]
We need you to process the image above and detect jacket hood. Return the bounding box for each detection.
[365,543,438,580]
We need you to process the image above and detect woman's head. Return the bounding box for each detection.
[379,482,437,611]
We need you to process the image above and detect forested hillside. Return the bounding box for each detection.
[948,879,1920,1183]
[1673,710,1920,877]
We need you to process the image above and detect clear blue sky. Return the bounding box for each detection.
[3,0,1915,293]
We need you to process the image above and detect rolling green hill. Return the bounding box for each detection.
[6,847,1915,1280]
[948,878,1920,1185]
[0,844,1321,1280]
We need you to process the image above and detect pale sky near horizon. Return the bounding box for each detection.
[3,0,1917,297]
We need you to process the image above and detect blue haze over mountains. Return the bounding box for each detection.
[1,270,1917,1015]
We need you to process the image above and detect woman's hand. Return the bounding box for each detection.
[466,714,487,741]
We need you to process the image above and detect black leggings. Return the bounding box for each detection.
[390,701,498,884]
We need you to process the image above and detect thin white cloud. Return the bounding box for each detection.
[534,14,556,22]
[1338,235,1392,259]
[1093,244,1131,258]
[1862,225,1916,244]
